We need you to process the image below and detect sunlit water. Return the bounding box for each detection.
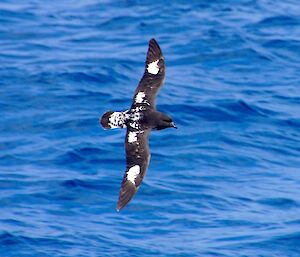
[1,1,300,256]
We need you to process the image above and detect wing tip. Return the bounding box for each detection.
[116,181,137,211]
[116,201,125,212]
[116,198,125,211]
[116,200,127,212]
[149,38,158,45]
[146,38,163,64]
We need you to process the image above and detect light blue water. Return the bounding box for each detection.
[1,1,300,256]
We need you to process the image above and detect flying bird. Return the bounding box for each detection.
[100,38,177,211]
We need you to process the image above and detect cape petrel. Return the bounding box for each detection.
[100,38,177,211]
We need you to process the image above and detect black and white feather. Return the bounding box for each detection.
[132,38,165,108]
[100,38,176,211]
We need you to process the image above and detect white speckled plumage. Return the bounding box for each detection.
[108,111,128,129]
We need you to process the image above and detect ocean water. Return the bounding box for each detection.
[1,0,300,256]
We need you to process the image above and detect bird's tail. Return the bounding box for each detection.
[100,110,128,129]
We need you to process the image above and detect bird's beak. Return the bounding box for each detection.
[171,122,177,129]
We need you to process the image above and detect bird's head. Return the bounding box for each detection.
[155,113,177,130]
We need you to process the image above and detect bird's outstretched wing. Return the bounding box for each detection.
[117,129,151,211]
[131,38,165,109]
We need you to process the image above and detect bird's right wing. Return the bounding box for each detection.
[131,38,165,109]
[117,129,151,211]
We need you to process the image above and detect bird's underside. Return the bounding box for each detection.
[100,38,175,211]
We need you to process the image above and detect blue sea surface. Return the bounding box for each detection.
[1,0,300,256]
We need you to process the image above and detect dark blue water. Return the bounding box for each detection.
[1,1,300,256]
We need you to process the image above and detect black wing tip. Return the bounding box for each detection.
[116,181,137,211]
[116,197,126,211]
[146,38,163,64]
[149,38,158,46]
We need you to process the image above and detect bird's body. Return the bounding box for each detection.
[100,39,176,211]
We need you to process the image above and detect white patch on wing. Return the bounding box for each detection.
[135,92,146,103]
[134,92,150,106]
[128,131,137,143]
[127,130,144,143]
[147,59,159,75]
[126,165,140,185]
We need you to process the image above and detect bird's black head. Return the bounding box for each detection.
[155,113,177,130]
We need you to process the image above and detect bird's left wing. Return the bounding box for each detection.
[117,129,151,211]
[131,38,165,109]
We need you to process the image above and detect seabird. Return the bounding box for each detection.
[100,38,177,211]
